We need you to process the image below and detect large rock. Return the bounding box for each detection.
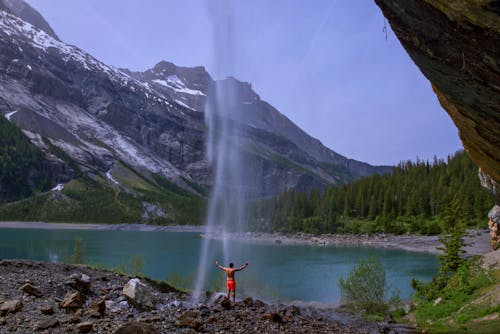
[374,0,500,190]
[488,205,500,250]
[60,291,87,309]
[122,278,155,311]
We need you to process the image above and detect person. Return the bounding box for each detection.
[215,260,248,303]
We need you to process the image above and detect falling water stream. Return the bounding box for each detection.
[192,1,246,301]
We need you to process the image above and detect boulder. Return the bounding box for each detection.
[0,299,22,314]
[21,282,42,297]
[68,273,91,294]
[122,278,155,311]
[60,291,86,309]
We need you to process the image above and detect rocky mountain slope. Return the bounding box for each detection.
[0,0,390,223]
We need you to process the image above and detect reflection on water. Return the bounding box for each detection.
[0,228,438,303]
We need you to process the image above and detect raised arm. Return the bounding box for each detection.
[215,260,225,271]
[236,262,249,271]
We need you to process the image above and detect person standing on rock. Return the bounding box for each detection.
[215,260,248,303]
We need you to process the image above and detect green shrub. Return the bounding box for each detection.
[338,257,389,315]
[69,238,85,264]
[130,255,144,277]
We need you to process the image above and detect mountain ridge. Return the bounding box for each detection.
[0,0,392,223]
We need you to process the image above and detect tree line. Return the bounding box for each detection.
[248,150,493,235]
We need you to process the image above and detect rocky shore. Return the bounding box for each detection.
[0,259,419,334]
[203,230,491,256]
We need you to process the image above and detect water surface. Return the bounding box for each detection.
[0,228,438,303]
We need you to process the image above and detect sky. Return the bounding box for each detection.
[25,0,462,166]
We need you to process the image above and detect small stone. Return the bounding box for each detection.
[76,322,94,333]
[266,312,283,323]
[254,299,265,308]
[21,283,42,297]
[105,300,121,313]
[176,310,198,327]
[90,299,105,316]
[220,297,231,310]
[68,273,91,294]
[60,291,87,309]
[433,297,442,306]
[35,318,59,330]
[286,305,300,316]
[40,303,55,315]
[0,300,22,314]
[115,321,157,334]
[242,297,253,306]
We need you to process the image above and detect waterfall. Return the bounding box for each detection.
[192,0,246,302]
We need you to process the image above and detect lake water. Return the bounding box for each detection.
[0,228,438,303]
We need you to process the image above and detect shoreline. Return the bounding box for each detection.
[0,221,205,232]
[0,221,491,255]
[203,230,491,255]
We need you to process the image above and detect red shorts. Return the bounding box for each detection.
[226,280,236,291]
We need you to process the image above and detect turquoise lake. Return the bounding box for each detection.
[0,228,439,303]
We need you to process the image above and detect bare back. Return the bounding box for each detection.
[225,268,236,280]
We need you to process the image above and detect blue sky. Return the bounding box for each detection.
[26,0,461,166]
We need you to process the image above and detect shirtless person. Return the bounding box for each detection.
[215,260,249,303]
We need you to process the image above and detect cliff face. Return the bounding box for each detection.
[374,0,500,204]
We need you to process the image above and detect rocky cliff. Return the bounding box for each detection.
[0,0,391,204]
[374,0,499,200]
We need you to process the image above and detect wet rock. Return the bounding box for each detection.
[243,297,254,306]
[220,297,231,309]
[35,318,59,330]
[266,312,283,323]
[76,321,94,333]
[60,291,87,309]
[21,282,42,297]
[40,303,55,315]
[68,273,91,294]
[123,278,155,311]
[115,321,157,334]
[0,299,22,314]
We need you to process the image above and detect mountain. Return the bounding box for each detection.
[0,0,391,223]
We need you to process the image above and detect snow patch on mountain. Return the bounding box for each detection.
[152,75,205,96]
[4,110,18,120]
